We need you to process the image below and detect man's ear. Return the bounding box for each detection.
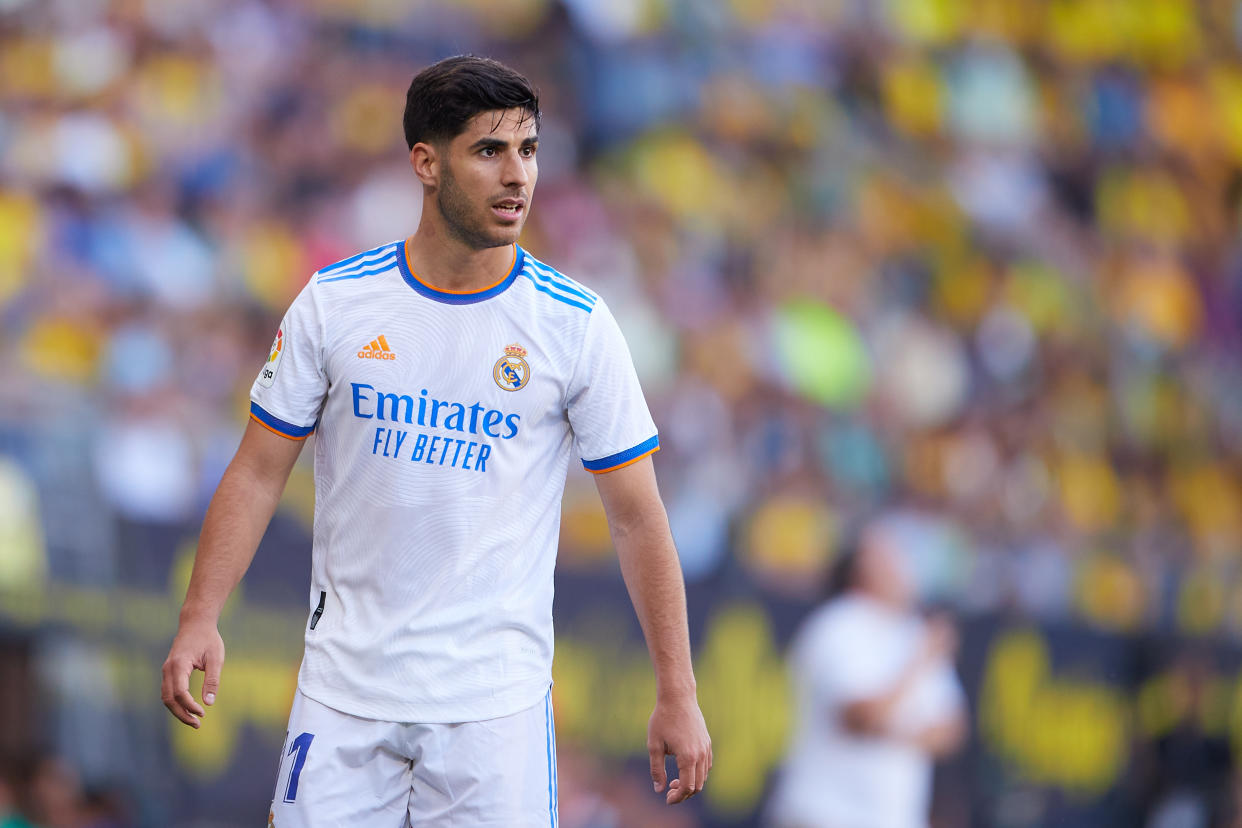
[410,142,438,188]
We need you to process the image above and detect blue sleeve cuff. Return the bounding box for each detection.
[250,401,316,439]
[582,434,659,473]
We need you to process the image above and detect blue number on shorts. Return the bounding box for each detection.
[283,732,315,803]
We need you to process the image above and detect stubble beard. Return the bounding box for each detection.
[438,161,517,251]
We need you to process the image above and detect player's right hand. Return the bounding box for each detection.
[161,619,225,729]
[647,694,712,805]
[922,614,958,662]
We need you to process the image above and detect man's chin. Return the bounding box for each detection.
[445,215,524,251]
[483,222,523,248]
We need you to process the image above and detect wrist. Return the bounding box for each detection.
[178,604,221,627]
[656,677,698,703]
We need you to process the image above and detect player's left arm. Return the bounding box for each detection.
[594,455,712,805]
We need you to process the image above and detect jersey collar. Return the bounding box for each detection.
[398,239,524,305]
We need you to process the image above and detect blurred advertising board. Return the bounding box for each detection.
[2,557,1239,826]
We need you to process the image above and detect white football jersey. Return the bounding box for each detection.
[249,240,658,723]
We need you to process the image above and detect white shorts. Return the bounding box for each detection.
[268,688,559,828]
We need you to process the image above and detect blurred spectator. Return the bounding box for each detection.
[0,759,35,828]
[0,755,133,828]
[1139,655,1238,828]
[765,520,966,828]
[20,755,82,828]
[555,745,622,828]
[79,785,133,828]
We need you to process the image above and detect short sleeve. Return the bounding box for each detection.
[249,280,328,440]
[566,299,659,473]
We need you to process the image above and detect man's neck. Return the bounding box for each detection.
[406,218,515,293]
[851,590,908,616]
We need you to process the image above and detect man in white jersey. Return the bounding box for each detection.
[766,520,966,828]
[160,56,712,826]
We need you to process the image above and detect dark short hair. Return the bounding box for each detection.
[823,532,862,600]
[403,56,540,150]
[822,517,874,600]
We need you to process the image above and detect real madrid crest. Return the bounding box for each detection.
[493,343,530,391]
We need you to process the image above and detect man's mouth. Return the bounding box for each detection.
[492,199,525,220]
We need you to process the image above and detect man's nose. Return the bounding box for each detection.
[501,150,529,188]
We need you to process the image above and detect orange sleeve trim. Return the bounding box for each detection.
[250,413,310,441]
[585,445,660,474]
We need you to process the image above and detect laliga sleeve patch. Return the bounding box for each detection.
[258,327,284,388]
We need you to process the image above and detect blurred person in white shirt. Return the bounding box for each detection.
[766,520,968,828]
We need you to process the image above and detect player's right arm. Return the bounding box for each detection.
[907,709,967,757]
[161,419,305,728]
[840,616,958,737]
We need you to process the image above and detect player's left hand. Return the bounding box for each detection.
[647,694,712,805]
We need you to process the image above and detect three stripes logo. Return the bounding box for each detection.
[358,335,396,361]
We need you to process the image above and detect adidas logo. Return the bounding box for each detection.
[357,335,396,361]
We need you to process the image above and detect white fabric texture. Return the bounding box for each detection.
[269,688,558,827]
[250,241,656,723]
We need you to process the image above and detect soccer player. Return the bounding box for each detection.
[160,56,711,825]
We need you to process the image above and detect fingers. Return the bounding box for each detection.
[666,740,713,804]
[160,657,203,728]
[648,701,712,805]
[666,754,697,804]
[176,685,205,720]
[675,754,697,803]
[648,740,667,793]
[202,648,222,707]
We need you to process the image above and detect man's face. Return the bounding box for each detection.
[856,528,915,608]
[433,107,538,250]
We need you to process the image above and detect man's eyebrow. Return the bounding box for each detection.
[469,137,509,151]
[468,135,540,151]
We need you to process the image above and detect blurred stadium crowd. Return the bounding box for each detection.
[6,0,1242,630]
[3,0,1242,823]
